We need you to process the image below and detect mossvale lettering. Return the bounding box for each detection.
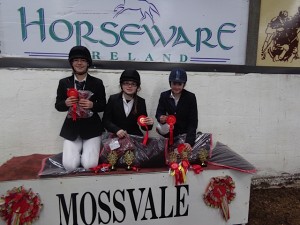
[56,185,189,225]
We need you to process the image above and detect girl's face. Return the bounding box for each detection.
[72,58,88,75]
[170,82,185,95]
[121,81,138,95]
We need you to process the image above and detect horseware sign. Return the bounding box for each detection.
[0,0,249,65]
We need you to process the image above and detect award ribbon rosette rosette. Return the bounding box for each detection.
[203,176,236,221]
[137,115,149,145]
[67,88,78,121]
[169,144,190,185]
[0,186,43,225]
[166,115,176,145]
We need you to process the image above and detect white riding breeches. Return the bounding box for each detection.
[62,136,101,171]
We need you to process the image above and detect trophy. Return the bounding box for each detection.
[124,150,135,170]
[169,151,178,164]
[198,147,209,167]
[107,150,118,171]
[180,148,190,161]
[177,143,190,161]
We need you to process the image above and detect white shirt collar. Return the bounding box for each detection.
[122,93,134,117]
[170,92,180,106]
[74,74,87,82]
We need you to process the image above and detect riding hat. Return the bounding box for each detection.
[169,68,187,83]
[68,46,92,67]
[120,69,141,86]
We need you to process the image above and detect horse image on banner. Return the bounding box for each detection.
[114,0,160,24]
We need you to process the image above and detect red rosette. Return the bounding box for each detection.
[67,88,78,98]
[0,186,43,225]
[177,143,186,154]
[203,176,236,221]
[137,115,149,145]
[170,162,179,170]
[166,115,176,145]
[169,162,185,186]
[166,115,176,125]
[67,88,78,121]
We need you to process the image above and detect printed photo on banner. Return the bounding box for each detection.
[257,0,300,67]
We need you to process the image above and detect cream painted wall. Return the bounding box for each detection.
[0,68,299,177]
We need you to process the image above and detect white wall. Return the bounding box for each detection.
[1,68,300,177]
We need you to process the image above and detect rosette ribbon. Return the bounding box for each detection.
[137,115,149,145]
[176,144,190,183]
[169,162,180,185]
[0,186,43,225]
[166,115,176,145]
[203,176,236,221]
[169,162,187,185]
[67,88,78,121]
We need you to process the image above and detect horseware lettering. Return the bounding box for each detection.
[18,7,236,54]
[56,185,189,225]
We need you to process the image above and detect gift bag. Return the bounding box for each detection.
[99,133,167,169]
[67,90,94,119]
[99,133,135,165]
[118,135,167,168]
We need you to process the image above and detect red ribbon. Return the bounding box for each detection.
[67,88,78,121]
[170,162,187,185]
[131,166,140,172]
[191,164,203,174]
[181,159,190,172]
[177,143,186,154]
[166,115,176,145]
[137,115,149,145]
[170,162,181,185]
[90,163,111,173]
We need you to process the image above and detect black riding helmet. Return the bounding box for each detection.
[120,69,141,87]
[169,68,187,83]
[68,46,92,67]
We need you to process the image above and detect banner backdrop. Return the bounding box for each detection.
[0,0,249,65]
[257,0,300,67]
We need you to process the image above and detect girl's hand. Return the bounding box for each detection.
[184,143,192,151]
[65,96,78,107]
[144,117,154,125]
[79,99,93,109]
[159,115,168,124]
[116,129,127,138]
